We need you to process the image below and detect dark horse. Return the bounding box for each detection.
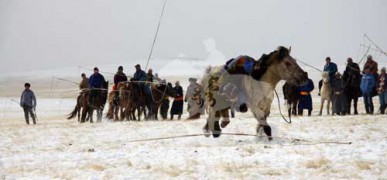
[146,82,175,120]
[80,81,109,123]
[125,82,148,121]
[282,82,299,117]
[342,64,362,115]
[67,92,85,121]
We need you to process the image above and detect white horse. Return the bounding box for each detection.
[319,72,332,115]
[201,46,307,140]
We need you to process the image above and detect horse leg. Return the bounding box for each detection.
[254,112,272,141]
[98,109,103,123]
[89,109,94,123]
[327,99,331,115]
[203,109,221,138]
[347,97,352,115]
[319,99,325,116]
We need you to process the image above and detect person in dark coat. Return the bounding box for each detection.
[88,67,106,104]
[160,80,170,119]
[113,66,128,105]
[323,57,338,86]
[170,81,184,120]
[361,68,376,114]
[377,67,387,114]
[363,55,378,77]
[297,72,314,116]
[331,72,348,115]
[20,83,37,125]
[342,58,362,114]
[133,64,149,94]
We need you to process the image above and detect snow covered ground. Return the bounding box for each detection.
[1,77,386,179]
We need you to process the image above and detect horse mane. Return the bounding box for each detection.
[251,46,289,80]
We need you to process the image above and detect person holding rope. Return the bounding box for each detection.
[113,66,128,105]
[88,67,106,105]
[20,83,37,125]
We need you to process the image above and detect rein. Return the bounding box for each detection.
[274,89,292,124]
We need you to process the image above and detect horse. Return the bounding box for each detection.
[282,82,299,117]
[201,46,307,140]
[125,82,148,121]
[342,68,362,115]
[146,82,175,120]
[67,91,87,121]
[318,72,332,115]
[106,82,131,120]
[80,81,109,123]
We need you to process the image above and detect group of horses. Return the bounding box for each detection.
[283,70,362,117]
[67,46,334,141]
[67,81,175,123]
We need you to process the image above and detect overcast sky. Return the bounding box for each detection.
[0,0,386,75]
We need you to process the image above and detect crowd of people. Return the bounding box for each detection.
[285,55,387,116]
[19,55,386,124]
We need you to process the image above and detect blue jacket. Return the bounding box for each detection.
[133,70,147,81]
[360,74,376,94]
[88,73,106,88]
[20,89,37,107]
[298,79,314,93]
[323,62,338,78]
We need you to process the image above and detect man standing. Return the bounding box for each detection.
[342,57,362,114]
[363,55,378,77]
[185,78,204,119]
[323,57,338,86]
[170,81,184,120]
[377,67,387,114]
[113,66,127,105]
[361,68,376,114]
[20,83,37,125]
[88,67,106,104]
[297,72,314,116]
[331,72,348,115]
[79,73,89,90]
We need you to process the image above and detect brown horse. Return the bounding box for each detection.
[80,81,109,123]
[67,92,87,121]
[201,46,307,140]
[125,82,148,121]
[106,82,131,120]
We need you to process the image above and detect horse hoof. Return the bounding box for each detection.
[212,121,222,138]
[268,137,273,141]
[221,121,230,128]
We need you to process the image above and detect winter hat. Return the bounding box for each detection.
[24,83,31,87]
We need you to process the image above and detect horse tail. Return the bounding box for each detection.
[67,95,81,120]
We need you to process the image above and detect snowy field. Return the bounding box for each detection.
[1,70,387,179]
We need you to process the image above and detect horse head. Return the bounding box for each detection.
[266,46,307,85]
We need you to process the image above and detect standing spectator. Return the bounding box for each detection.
[159,79,170,119]
[113,66,128,105]
[342,57,362,114]
[323,57,338,86]
[363,55,378,77]
[331,73,347,115]
[20,83,37,125]
[79,73,89,90]
[361,68,376,114]
[170,81,184,120]
[377,67,387,114]
[186,78,204,119]
[297,72,314,116]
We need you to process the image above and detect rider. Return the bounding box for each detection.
[323,57,338,86]
[133,64,149,94]
[88,67,106,104]
[113,66,128,105]
[79,73,89,90]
